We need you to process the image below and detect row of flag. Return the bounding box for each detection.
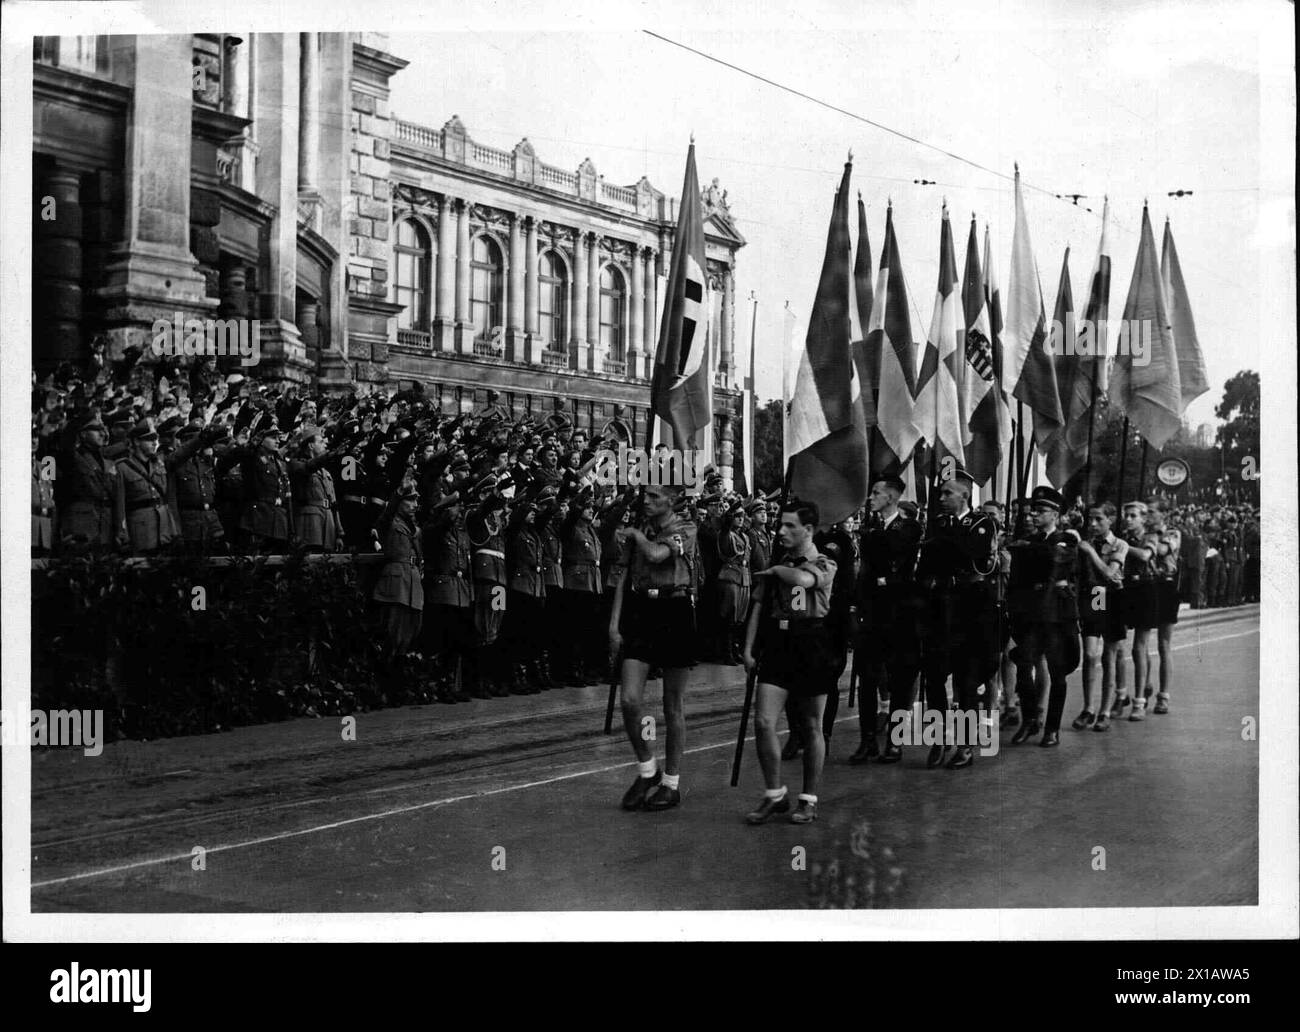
[649,142,1210,526]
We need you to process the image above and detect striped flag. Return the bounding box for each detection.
[1004,166,1064,449]
[1110,204,1182,450]
[961,218,1001,485]
[1161,217,1210,412]
[788,161,868,525]
[650,141,711,451]
[1047,201,1113,488]
[1044,248,1082,487]
[870,204,922,474]
[851,192,878,429]
[914,203,966,466]
[983,226,1014,496]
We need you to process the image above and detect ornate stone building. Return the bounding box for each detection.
[32,32,746,481]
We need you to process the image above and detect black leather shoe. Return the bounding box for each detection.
[790,799,818,823]
[780,735,803,761]
[1071,710,1095,730]
[945,745,975,769]
[848,737,878,765]
[1000,708,1021,729]
[643,784,681,811]
[488,678,510,699]
[876,741,903,764]
[745,794,791,825]
[620,771,661,811]
[926,744,950,769]
[1011,718,1041,744]
[1039,730,1061,747]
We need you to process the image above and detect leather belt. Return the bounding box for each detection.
[342,494,366,505]
[181,503,213,511]
[632,586,692,599]
[33,506,51,516]
[127,499,163,512]
[476,548,506,560]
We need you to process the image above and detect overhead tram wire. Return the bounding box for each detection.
[641,29,1105,221]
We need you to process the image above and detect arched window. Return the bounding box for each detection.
[538,250,568,350]
[470,234,504,343]
[599,264,626,363]
[394,218,432,332]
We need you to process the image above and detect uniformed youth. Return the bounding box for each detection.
[1007,486,1081,748]
[608,481,698,812]
[1114,501,1158,721]
[715,501,752,665]
[1075,502,1128,731]
[741,499,837,824]
[1143,498,1181,715]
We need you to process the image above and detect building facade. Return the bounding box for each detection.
[32,32,746,481]
[32,31,743,475]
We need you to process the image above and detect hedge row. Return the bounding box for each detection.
[31,555,441,742]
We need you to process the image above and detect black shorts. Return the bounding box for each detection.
[756,621,838,698]
[1011,620,1081,676]
[1122,581,1158,631]
[1156,580,1181,625]
[621,594,697,669]
[1079,586,1129,643]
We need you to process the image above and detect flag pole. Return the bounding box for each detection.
[731,459,792,786]
[1136,437,1150,501]
[1082,377,1099,504]
[1117,417,1130,501]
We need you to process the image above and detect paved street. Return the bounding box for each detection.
[30,606,1258,912]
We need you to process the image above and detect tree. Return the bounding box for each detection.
[1214,370,1260,503]
[752,399,784,493]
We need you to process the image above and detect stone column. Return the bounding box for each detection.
[223,34,249,117]
[720,266,735,387]
[524,217,540,362]
[587,234,602,372]
[298,33,320,192]
[507,214,525,362]
[572,230,589,366]
[454,200,472,354]
[246,31,306,382]
[34,168,83,368]
[314,32,352,390]
[98,35,215,360]
[643,248,658,380]
[434,194,455,351]
[627,247,644,379]
[719,415,736,491]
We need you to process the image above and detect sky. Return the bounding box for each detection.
[381,0,1294,428]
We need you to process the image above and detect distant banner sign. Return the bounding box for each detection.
[1155,457,1190,487]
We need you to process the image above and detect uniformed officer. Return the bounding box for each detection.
[537,488,565,687]
[849,476,923,764]
[114,422,181,555]
[1143,498,1181,714]
[372,483,424,666]
[741,499,838,825]
[290,430,345,553]
[1113,501,1158,721]
[421,488,479,701]
[1007,486,1081,748]
[608,480,699,812]
[745,498,772,573]
[467,476,513,696]
[716,501,752,665]
[560,490,603,687]
[169,423,226,552]
[1074,502,1128,731]
[240,422,294,552]
[913,467,1000,768]
[506,490,549,693]
[32,432,57,555]
[56,412,116,551]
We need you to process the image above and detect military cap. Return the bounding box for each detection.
[743,498,766,515]
[177,423,202,440]
[471,474,499,497]
[1029,485,1065,511]
[157,415,184,436]
[396,483,419,502]
[77,412,108,433]
[129,421,159,441]
[255,420,281,439]
[944,464,975,488]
